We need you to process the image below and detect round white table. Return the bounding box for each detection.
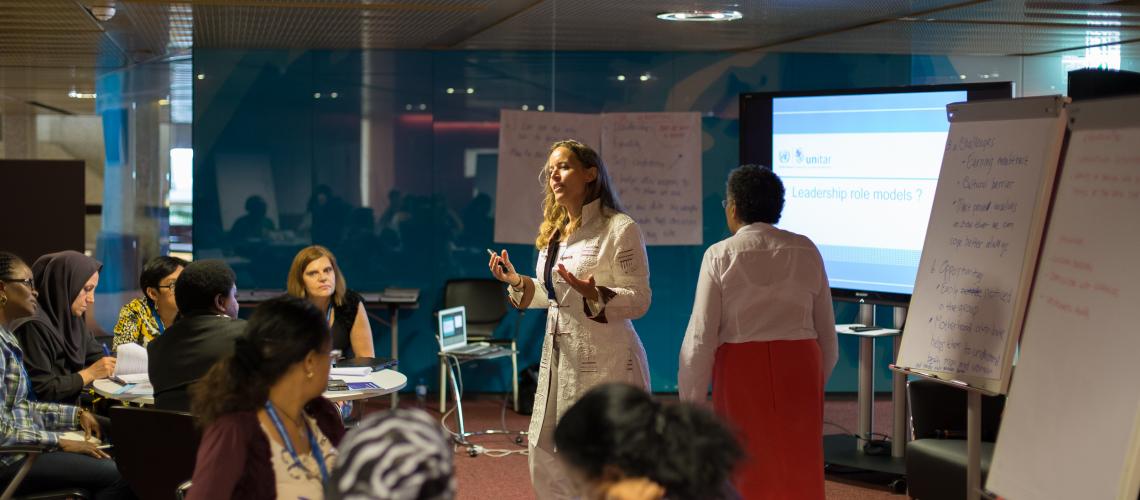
[92,369,407,406]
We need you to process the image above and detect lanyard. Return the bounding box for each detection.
[326,304,333,325]
[147,301,165,335]
[264,401,329,484]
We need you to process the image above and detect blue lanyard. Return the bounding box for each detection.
[147,301,165,335]
[326,304,333,325]
[264,401,329,484]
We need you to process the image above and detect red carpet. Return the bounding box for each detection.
[361,394,905,499]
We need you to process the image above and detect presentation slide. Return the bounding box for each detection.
[771,90,967,295]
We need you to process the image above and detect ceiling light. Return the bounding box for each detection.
[639,74,650,82]
[330,92,338,99]
[521,105,529,111]
[419,103,427,110]
[959,74,967,80]
[405,104,413,111]
[466,88,475,94]
[314,92,322,98]
[446,87,455,94]
[617,75,626,81]
[158,98,170,106]
[89,3,116,22]
[657,10,742,22]
[196,74,205,80]
[67,90,97,99]
[537,105,545,111]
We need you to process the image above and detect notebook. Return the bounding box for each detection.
[437,306,501,357]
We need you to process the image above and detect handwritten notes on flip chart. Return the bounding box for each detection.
[895,96,1067,395]
[602,113,702,245]
[988,96,1140,500]
[495,110,702,245]
[494,110,600,245]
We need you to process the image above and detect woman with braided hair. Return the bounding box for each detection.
[187,295,345,500]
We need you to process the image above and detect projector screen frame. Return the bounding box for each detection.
[739,81,1013,308]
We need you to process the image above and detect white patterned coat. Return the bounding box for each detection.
[509,199,652,447]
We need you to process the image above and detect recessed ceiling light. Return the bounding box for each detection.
[67,90,97,99]
[639,74,650,82]
[617,75,626,81]
[537,105,545,111]
[657,10,742,22]
[466,88,475,94]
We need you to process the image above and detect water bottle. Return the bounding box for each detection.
[415,378,428,408]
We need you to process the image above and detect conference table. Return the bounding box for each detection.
[92,369,408,406]
[236,288,419,408]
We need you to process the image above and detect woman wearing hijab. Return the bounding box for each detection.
[11,251,116,403]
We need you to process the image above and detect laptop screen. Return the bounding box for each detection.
[438,306,467,352]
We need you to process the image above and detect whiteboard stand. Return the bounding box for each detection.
[968,390,982,500]
[890,366,1000,500]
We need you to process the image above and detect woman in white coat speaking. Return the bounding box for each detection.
[489,139,652,499]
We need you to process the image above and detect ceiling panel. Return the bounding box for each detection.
[0,0,1137,117]
[460,0,976,51]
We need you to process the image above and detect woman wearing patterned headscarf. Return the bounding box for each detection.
[11,250,116,403]
[327,409,455,500]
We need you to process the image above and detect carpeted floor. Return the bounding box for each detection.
[361,393,907,499]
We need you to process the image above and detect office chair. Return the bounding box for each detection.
[0,446,89,500]
[109,407,201,500]
[438,279,523,412]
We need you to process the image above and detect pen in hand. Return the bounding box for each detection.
[486,249,509,273]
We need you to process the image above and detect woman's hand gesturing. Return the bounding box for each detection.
[488,249,522,288]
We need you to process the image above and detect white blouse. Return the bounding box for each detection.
[261,415,337,499]
[678,222,838,402]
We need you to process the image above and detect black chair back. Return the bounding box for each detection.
[109,406,201,500]
[908,378,1005,442]
[443,279,508,339]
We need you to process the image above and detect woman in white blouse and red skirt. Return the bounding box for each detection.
[679,165,838,500]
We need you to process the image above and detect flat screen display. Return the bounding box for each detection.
[740,82,1012,305]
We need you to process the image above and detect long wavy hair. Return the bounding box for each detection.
[286,245,347,307]
[190,295,330,426]
[535,139,625,249]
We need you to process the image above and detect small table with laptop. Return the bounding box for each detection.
[436,305,526,453]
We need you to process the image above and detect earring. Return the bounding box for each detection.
[306,371,313,378]
[0,295,6,307]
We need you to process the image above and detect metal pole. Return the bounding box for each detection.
[967,390,982,500]
[857,302,875,451]
[892,306,908,458]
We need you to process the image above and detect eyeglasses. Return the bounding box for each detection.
[721,199,731,209]
[1,278,34,291]
[156,282,177,291]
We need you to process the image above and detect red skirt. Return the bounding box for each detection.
[713,339,824,500]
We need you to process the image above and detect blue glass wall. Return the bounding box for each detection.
[194,49,939,393]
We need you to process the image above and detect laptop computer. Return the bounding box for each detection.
[437,306,501,357]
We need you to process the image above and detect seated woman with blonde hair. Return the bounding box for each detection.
[286,245,374,359]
